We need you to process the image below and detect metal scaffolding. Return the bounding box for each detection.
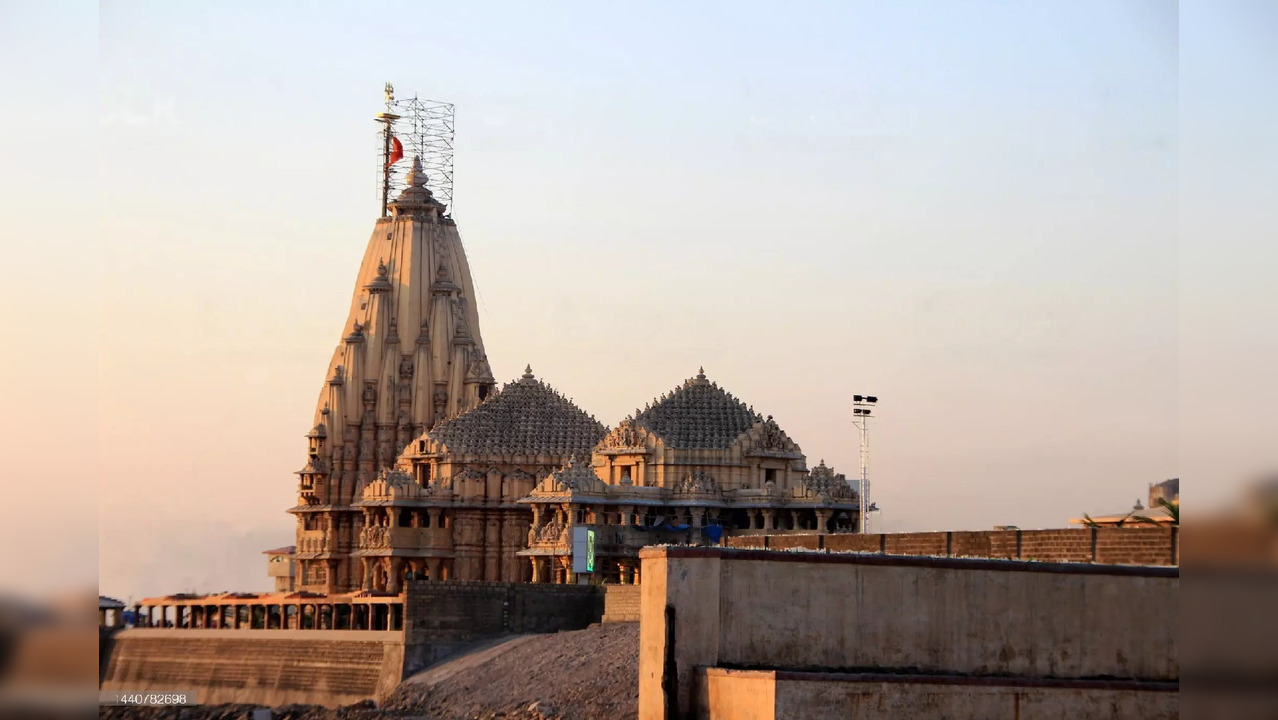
[376,83,455,215]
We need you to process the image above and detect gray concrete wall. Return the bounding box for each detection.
[699,669,1178,720]
[638,547,1178,720]
[100,629,404,707]
[402,580,603,674]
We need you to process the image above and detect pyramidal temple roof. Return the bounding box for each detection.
[631,368,765,450]
[425,366,607,456]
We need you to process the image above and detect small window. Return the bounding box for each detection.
[765,468,777,484]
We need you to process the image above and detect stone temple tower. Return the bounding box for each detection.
[291,156,496,592]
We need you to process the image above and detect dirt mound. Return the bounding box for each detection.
[383,622,639,720]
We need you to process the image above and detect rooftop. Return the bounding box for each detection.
[423,366,607,456]
[630,369,765,450]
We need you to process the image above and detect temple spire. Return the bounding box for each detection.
[388,155,446,218]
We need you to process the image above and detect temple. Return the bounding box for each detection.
[291,156,497,593]
[286,153,861,595]
[516,369,860,584]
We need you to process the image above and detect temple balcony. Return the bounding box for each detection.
[359,526,453,551]
[297,530,326,553]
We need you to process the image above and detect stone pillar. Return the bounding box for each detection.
[427,557,441,581]
[325,560,339,595]
[816,509,831,532]
[790,510,801,531]
[389,557,405,594]
[428,507,441,528]
[762,509,776,530]
[484,510,501,581]
[362,557,374,591]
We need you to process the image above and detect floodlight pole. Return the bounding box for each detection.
[852,396,878,533]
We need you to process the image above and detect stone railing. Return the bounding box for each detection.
[360,526,451,551]
[297,530,326,554]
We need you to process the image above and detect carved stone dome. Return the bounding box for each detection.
[631,368,763,449]
[421,367,607,456]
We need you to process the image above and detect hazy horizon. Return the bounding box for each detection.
[4,1,1274,603]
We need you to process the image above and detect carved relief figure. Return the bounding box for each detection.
[466,352,494,382]
[451,297,470,337]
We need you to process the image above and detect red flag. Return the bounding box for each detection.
[386,136,404,169]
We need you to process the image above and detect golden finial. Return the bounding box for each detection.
[384,82,395,110]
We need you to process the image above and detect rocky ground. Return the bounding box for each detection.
[99,622,639,720]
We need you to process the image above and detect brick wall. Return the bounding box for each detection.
[402,580,603,675]
[602,585,642,623]
[1094,527,1179,566]
[726,527,1178,566]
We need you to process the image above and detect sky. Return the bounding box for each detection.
[0,1,1271,603]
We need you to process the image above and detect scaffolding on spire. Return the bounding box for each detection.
[376,83,456,216]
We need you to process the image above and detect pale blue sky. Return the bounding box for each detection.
[0,1,1270,601]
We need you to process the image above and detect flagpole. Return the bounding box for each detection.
[381,118,392,217]
[377,83,400,218]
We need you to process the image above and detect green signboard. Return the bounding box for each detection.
[572,526,596,574]
[586,529,596,572]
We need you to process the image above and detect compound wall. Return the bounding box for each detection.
[102,580,604,708]
[100,629,405,707]
[638,547,1178,720]
[700,668,1178,720]
[602,585,642,623]
[727,527,1178,566]
[401,579,603,674]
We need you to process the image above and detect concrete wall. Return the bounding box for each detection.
[402,579,603,674]
[603,585,642,623]
[638,547,1178,720]
[700,669,1178,720]
[100,629,405,707]
[727,527,1179,566]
